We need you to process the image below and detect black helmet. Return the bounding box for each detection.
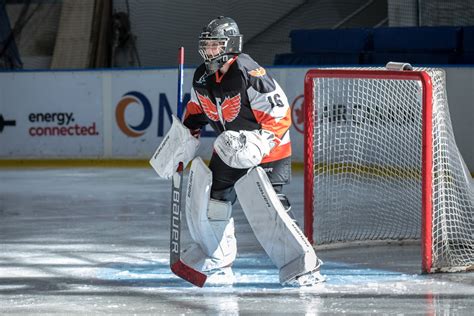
[198,16,243,74]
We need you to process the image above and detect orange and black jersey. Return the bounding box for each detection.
[183,53,291,163]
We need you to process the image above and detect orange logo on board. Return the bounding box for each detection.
[248,67,266,77]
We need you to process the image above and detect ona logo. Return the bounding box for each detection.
[290,94,304,134]
[115,91,152,137]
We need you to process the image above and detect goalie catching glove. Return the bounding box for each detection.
[214,129,279,169]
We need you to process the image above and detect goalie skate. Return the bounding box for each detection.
[282,260,325,287]
[205,267,236,286]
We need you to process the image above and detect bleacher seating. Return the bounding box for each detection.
[274,26,473,66]
[276,28,371,65]
[459,26,474,64]
[367,26,461,65]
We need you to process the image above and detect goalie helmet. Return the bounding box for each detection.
[198,16,243,74]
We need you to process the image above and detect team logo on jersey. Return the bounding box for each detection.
[248,67,266,77]
[196,92,241,123]
[195,73,207,84]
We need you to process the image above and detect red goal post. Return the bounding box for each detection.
[303,68,473,273]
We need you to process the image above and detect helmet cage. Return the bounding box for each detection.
[198,36,229,62]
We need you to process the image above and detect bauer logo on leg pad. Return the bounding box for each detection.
[255,180,272,208]
[187,168,194,199]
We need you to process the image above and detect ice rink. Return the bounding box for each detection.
[1,167,473,315]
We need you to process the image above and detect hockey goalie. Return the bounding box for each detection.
[150,16,324,287]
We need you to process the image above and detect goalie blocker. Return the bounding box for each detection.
[150,115,199,179]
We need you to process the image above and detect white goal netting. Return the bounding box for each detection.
[305,68,474,272]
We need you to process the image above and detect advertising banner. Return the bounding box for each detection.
[0,72,103,157]
[0,67,472,170]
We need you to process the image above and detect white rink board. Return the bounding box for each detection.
[0,67,472,169]
[0,72,103,157]
[0,68,308,161]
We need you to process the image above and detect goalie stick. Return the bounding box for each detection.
[168,47,207,287]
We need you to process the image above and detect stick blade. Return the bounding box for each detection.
[171,260,207,287]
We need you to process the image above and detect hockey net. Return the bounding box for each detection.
[304,67,474,273]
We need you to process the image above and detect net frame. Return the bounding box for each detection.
[303,69,434,273]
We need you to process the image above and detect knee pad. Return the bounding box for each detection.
[210,186,237,204]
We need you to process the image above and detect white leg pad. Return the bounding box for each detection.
[182,157,236,272]
[234,167,320,284]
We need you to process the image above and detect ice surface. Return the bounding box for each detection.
[0,168,473,314]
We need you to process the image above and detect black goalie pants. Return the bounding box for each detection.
[208,152,292,206]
